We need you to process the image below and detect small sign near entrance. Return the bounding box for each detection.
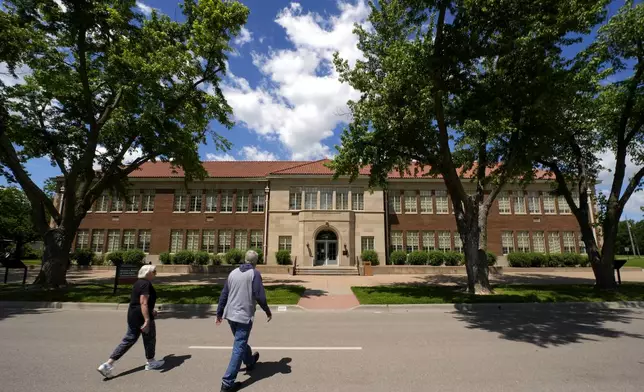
[113,264,140,294]
[614,258,628,285]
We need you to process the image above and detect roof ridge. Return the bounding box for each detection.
[269,158,327,174]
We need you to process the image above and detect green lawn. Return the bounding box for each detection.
[352,284,644,305]
[0,284,306,305]
[620,257,644,268]
[22,259,41,266]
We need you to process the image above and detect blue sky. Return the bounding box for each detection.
[1,0,641,217]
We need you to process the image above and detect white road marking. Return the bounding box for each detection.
[189,346,362,351]
[277,306,287,312]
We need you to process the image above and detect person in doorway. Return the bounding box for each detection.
[216,250,272,392]
[97,264,164,378]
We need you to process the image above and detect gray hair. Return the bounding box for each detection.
[245,250,259,265]
[138,264,156,279]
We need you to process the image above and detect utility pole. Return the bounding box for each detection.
[626,217,639,257]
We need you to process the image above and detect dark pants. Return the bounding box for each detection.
[110,320,156,361]
[222,320,255,387]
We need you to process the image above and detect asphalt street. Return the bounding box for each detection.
[1,305,644,392]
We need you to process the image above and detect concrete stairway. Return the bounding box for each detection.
[295,266,359,276]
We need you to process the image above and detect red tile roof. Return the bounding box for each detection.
[128,159,553,180]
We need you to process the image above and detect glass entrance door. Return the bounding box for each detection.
[314,230,338,266]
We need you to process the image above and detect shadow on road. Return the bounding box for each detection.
[241,357,292,389]
[104,353,191,381]
[0,307,52,322]
[453,303,644,348]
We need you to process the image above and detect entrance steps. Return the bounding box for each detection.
[295,266,359,276]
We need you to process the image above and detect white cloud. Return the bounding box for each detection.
[0,63,30,86]
[53,0,67,12]
[93,146,144,170]
[136,1,154,16]
[220,1,369,160]
[234,27,253,46]
[240,146,278,161]
[206,152,236,161]
[596,150,644,219]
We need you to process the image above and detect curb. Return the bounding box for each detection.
[0,301,305,313]
[352,301,644,313]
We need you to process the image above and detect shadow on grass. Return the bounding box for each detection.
[417,274,596,286]
[241,357,292,390]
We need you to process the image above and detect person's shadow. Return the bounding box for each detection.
[103,354,192,381]
[240,357,292,389]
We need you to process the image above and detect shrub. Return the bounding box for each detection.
[23,244,42,259]
[105,250,125,266]
[561,253,583,267]
[216,253,227,264]
[390,250,407,265]
[250,248,264,264]
[173,250,195,265]
[579,255,590,267]
[275,250,292,265]
[194,251,210,265]
[159,252,172,265]
[71,248,95,266]
[123,249,146,265]
[427,251,444,266]
[443,251,464,266]
[225,249,245,264]
[508,252,551,267]
[486,251,497,266]
[547,254,566,267]
[361,249,379,266]
[93,253,106,266]
[407,251,428,265]
[210,253,224,265]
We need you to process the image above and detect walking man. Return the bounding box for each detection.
[216,250,272,391]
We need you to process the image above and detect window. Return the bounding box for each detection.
[235,230,248,250]
[186,230,199,252]
[517,231,530,252]
[142,190,155,212]
[502,231,514,255]
[126,192,140,212]
[498,192,511,214]
[548,232,561,253]
[107,230,120,252]
[91,230,104,252]
[189,191,202,212]
[435,190,449,214]
[96,193,109,212]
[563,232,576,253]
[404,191,417,213]
[221,190,233,212]
[454,234,463,253]
[543,194,556,214]
[558,196,571,214]
[122,230,136,250]
[278,236,292,252]
[320,188,333,210]
[304,187,318,209]
[205,190,217,212]
[532,231,546,253]
[289,187,302,210]
[336,188,349,210]
[252,191,264,212]
[438,231,451,251]
[578,232,586,254]
[170,230,184,253]
[361,236,374,251]
[572,192,580,208]
[406,231,419,252]
[352,190,364,210]
[528,192,541,214]
[138,230,151,253]
[389,193,402,214]
[513,191,526,214]
[75,230,89,250]
[110,194,123,212]
[420,191,433,213]
[390,231,403,252]
[218,230,232,253]
[236,190,249,212]
[202,230,216,253]
[174,190,187,212]
[250,230,263,249]
[422,231,435,251]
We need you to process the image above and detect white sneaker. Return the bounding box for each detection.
[97,363,113,378]
[145,359,165,370]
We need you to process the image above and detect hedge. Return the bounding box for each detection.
[210,253,224,265]
[71,248,95,266]
[105,251,125,266]
[275,250,292,265]
[443,251,464,266]
[250,248,264,264]
[407,251,428,265]
[194,251,210,265]
[361,250,379,266]
[390,251,407,265]
[159,252,172,265]
[225,249,245,264]
[123,249,146,265]
[507,252,588,267]
[173,250,195,265]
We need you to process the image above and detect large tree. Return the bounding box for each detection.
[0,186,40,259]
[331,0,606,293]
[537,1,644,289]
[0,0,248,287]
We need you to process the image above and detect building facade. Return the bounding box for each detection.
[66,160,596,266]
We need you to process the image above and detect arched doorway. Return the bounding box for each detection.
[315,230,338,266]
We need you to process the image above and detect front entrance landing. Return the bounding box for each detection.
[296,277,360,310]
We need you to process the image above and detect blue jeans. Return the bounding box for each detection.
[222,320,255,387]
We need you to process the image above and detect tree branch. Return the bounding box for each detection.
[617,165,644,215]
[31,100,68,176]
[96,87,123,128]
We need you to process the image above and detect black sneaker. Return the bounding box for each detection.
[220,382,242,392]
[246,352,260,372]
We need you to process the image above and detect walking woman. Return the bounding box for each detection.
[97,264,164,378]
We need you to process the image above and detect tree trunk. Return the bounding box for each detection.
[34,228,71,288]
[594,234,618,290]
[460,214,492,295]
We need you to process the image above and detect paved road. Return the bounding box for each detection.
[1,305,644,392]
